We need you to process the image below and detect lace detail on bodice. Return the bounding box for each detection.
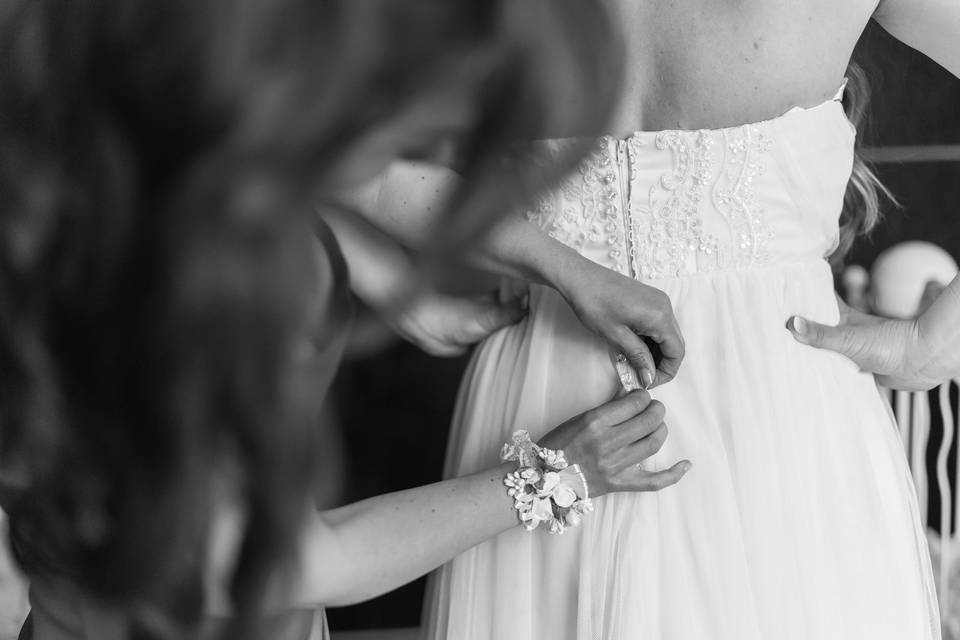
[525,123,776,280]
[524,138,630,274]
[712,126,776,269]
[627,131,717,279]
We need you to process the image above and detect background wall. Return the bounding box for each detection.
[327,21,960,632]
[849,22,960,266]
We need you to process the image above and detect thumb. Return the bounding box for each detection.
[788,313,916,378]
[612,328,657,390]
[787,315,861,358]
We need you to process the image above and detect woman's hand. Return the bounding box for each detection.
[288,389,689,608]
[538,390,691,497]
[324,202,527,357]
[787,286,960,391]
[336,163,688,385]
[388,289,527,357]
[556,258,684,390]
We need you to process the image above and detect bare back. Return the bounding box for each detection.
[604,0,881,135]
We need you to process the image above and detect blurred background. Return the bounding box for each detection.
[325,20,960,638]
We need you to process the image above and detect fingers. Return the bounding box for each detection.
[631,421,668,459]
[654,313,686,386]
[605,420,668,473]
[610,401,666,449]
[610,293,685,389]
[652,327,684,387]
[611,457,692,493]
[636,288,684,388]
[573,392,692,495]
[786,315,860,357]
[788,313,921,381]
[635,460,692,491]
[609,349,642,393]
[582,389,652,429]
[613,327,657,389]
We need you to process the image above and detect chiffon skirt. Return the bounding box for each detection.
[424,258,940,639]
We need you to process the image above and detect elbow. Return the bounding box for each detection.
[322,589,380,608]
[297,574,386,609]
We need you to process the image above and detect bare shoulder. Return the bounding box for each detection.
[873,0,960,76]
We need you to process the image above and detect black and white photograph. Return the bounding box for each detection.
[0,1,958,639]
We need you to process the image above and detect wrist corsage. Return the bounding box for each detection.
[501,430,593,534]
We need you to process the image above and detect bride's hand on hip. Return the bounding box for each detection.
[538,390,692,497]
[556,258,684,390]
[787,283,960,391]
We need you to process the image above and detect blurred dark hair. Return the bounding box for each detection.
[0,0,620,637]
[832,59,897,266]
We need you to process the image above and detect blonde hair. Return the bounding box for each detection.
[832,60,898,266]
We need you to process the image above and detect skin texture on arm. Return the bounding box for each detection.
[293,390,690,607]
[201,391,690,611]
[297,462,520,606]
[788,0,960,389]
[341,161,686,388]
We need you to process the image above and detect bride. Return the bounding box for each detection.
[351,0,960,637]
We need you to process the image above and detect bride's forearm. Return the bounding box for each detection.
[294,463,517,607]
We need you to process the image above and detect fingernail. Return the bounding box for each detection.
[789,316,807,335]
[681,460,692,472]
[641,369,655,389]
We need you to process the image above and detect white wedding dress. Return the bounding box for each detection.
[424,88,941,639]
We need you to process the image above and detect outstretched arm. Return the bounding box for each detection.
[206,391,691,611]
[787,0,960,389]
[299,390,690,607]
[341,161,686,388]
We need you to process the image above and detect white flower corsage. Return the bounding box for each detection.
[501,430,594,534]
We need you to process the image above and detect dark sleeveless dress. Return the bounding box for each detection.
[18,219,353,640]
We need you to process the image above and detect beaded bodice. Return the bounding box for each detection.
[525,89,856,281]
